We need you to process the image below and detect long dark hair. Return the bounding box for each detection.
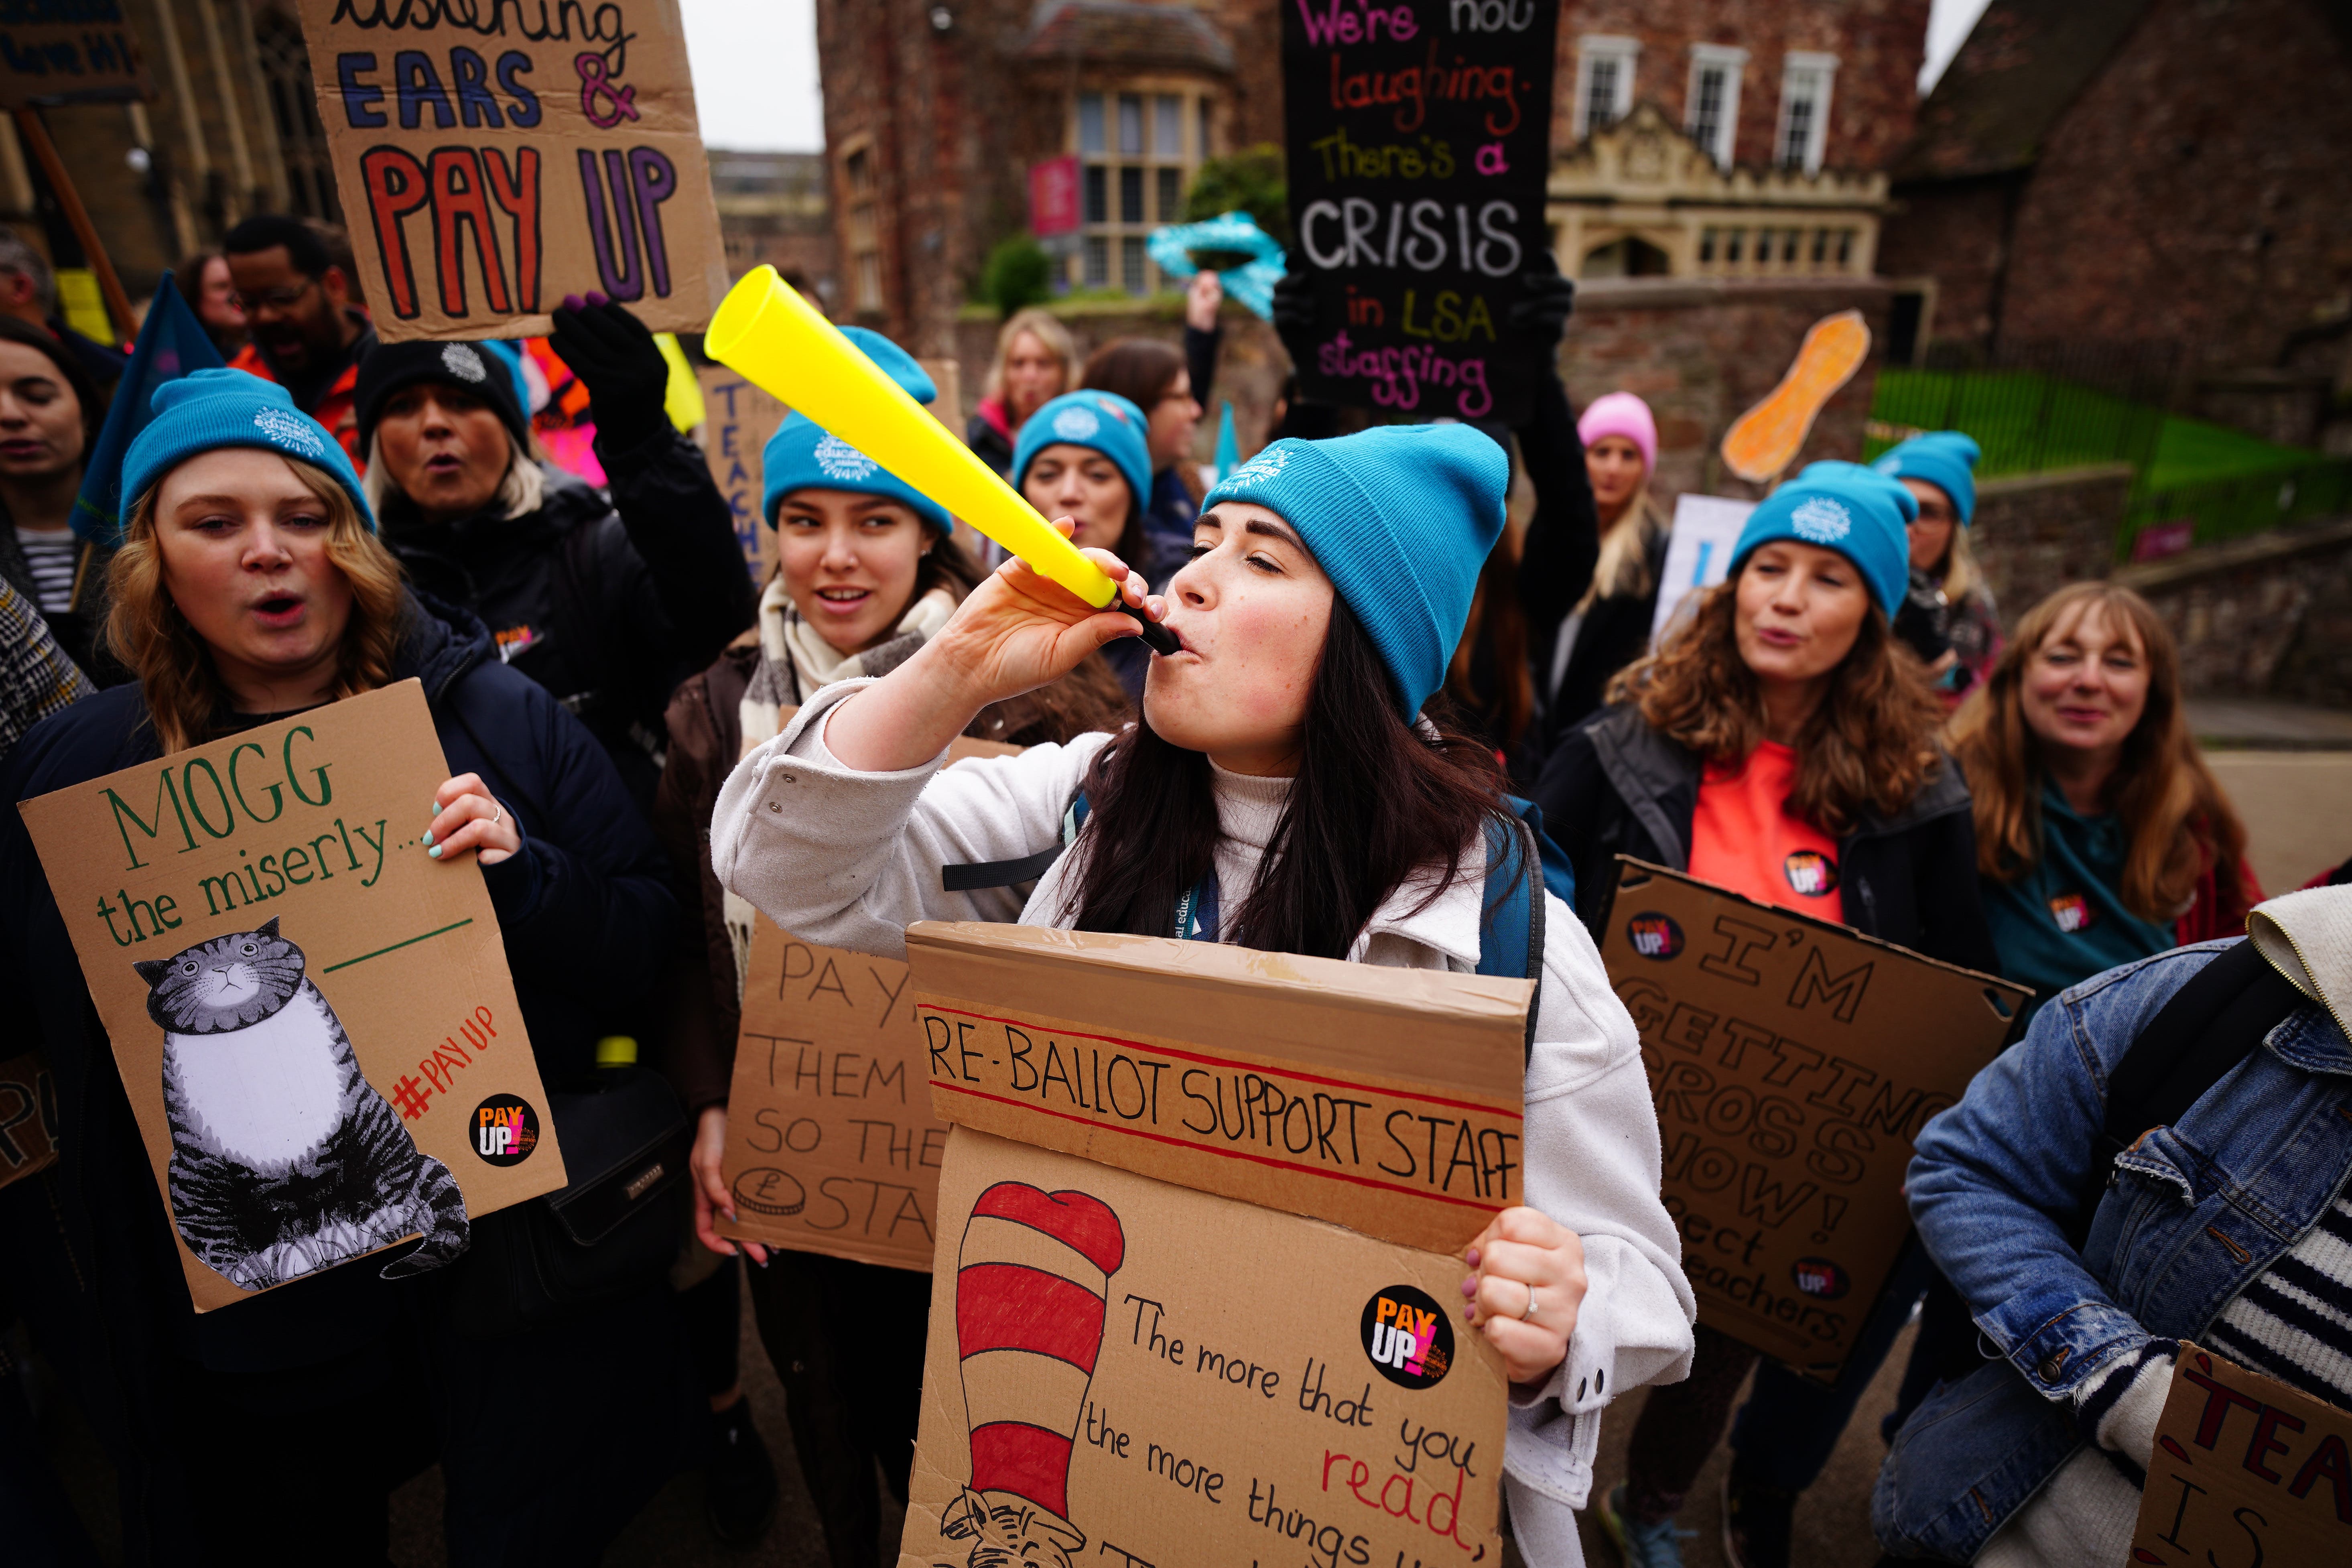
[1063,598,1509,959]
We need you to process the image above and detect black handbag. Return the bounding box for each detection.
[449,1064,691,1336]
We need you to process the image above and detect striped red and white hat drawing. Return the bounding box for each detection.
[955,1181,1127,1520]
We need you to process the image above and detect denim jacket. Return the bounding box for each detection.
[1873,939,2352,1562]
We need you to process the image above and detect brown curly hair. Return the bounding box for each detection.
[107,457,406,755]
[1608,579,1946,835]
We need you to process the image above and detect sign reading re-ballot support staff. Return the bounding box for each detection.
[1596,860,2027,1381]
[294,0,726,340]
[2131,1348,2352,1564]
[897,922,1527,1568]
[17,682,564,1311]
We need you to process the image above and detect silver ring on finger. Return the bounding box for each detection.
[489,800,504,828]
[1521,1280,1538,1321]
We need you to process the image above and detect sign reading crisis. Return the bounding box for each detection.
[715,923,949,1271]
[294,0,726,340]
[2131,1349,2352,1564]
[1280,0,1560,424]
[910,920,1533,1256]
[0,0,150,108]
[16,682,565,1311]
[1595,860,2027,1380]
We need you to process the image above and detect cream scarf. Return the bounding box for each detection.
[723,577,960,992]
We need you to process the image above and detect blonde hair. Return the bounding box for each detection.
[1579,488,1669,613]
[361,433,546,521]
[1932,523,1980,603]
[983,308,1077,407]
[107,456,406,755]
[1950,582,2249,925]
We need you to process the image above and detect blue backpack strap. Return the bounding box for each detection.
[1477,810,1547,1062]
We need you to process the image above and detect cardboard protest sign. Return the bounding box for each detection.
[0,1052,61,1190]
[715,925,949,1271]
[1596,860,2026,1380]
[896,1127,1510,1568]
[910,920,1531,1257]
[294,0,726,340]
[1649,494,1756,645]
[1281,0,1560,424]
[0,3,150,107]
[695,363,788,581]
[2131,1347,2352,1564]
[18,682,565,1310]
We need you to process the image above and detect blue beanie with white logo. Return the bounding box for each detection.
[1728,460,1918,618]
[1200,424,1507,717]
[1872,431,1982,525]
[762,326,952,535]
[122,368,372,529]
[1013,389,1152,507]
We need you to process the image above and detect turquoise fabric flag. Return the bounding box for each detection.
[1212,400,1239,485]
[72,271,227,547]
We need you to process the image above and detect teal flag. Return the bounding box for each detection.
[73,272,227,547]
[1213,401,1238,486]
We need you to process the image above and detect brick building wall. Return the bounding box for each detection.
[1871,173,2007,343]
[1992,0,2352,358]
[1551,0,1929,170]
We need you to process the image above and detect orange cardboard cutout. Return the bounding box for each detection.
[2131,1348,2352,1564]
[17,682,565,1310]
[293,0,726,340]
[1719,310,1872,483]
[1595,859,2025,1379]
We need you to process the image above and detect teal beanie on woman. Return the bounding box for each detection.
[1200,424,1507,717]
[121,368,372,528]
[762,326,953,536]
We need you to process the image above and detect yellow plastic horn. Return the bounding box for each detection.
[705,266,1175,653]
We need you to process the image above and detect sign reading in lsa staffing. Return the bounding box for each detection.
[294,0,726,341]
[1649,494,1756,646]
[16,682,565,1312]
[1280,0,1560,424]
[0,0,150,108]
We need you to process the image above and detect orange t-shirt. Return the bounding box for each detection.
[1688,741,1845,919]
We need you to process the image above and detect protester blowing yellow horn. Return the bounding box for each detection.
[706,266,1176,653]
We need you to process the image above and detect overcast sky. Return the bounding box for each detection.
[680,0,1994,153]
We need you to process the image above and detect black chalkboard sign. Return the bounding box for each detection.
[1281,0,1560,426]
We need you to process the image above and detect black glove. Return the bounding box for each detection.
[1271,268,1319,375]
[1508,255,1576,362]
[548,293,671,451]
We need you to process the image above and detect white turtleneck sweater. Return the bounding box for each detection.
[709,677,1698,1568]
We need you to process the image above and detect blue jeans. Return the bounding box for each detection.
[1727,1239,1947,1492]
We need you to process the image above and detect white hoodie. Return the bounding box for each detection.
[711,678,1697,1565]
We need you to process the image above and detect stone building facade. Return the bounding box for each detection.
[5,0,332,324]
[1879,0,2352,374]
[710,150,839,308]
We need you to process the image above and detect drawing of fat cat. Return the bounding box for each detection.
[134,918,470,1292]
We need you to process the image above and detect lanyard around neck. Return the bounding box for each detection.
[1172,871,1220,942]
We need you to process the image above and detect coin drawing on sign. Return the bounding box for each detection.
[137,918,470,1291]
[938,1181,1126,1568]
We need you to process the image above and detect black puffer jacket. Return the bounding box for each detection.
[0,591,678,1559]
[380,430,758,807]
[1533,703,1998,971]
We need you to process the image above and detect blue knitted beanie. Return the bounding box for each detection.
[1729,459,1918,618]
[122,368,372,529]
[1201,424,1507,717]
[1013,390,1152,508]
[762,326,951,535]
[1873,431,1982,525]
